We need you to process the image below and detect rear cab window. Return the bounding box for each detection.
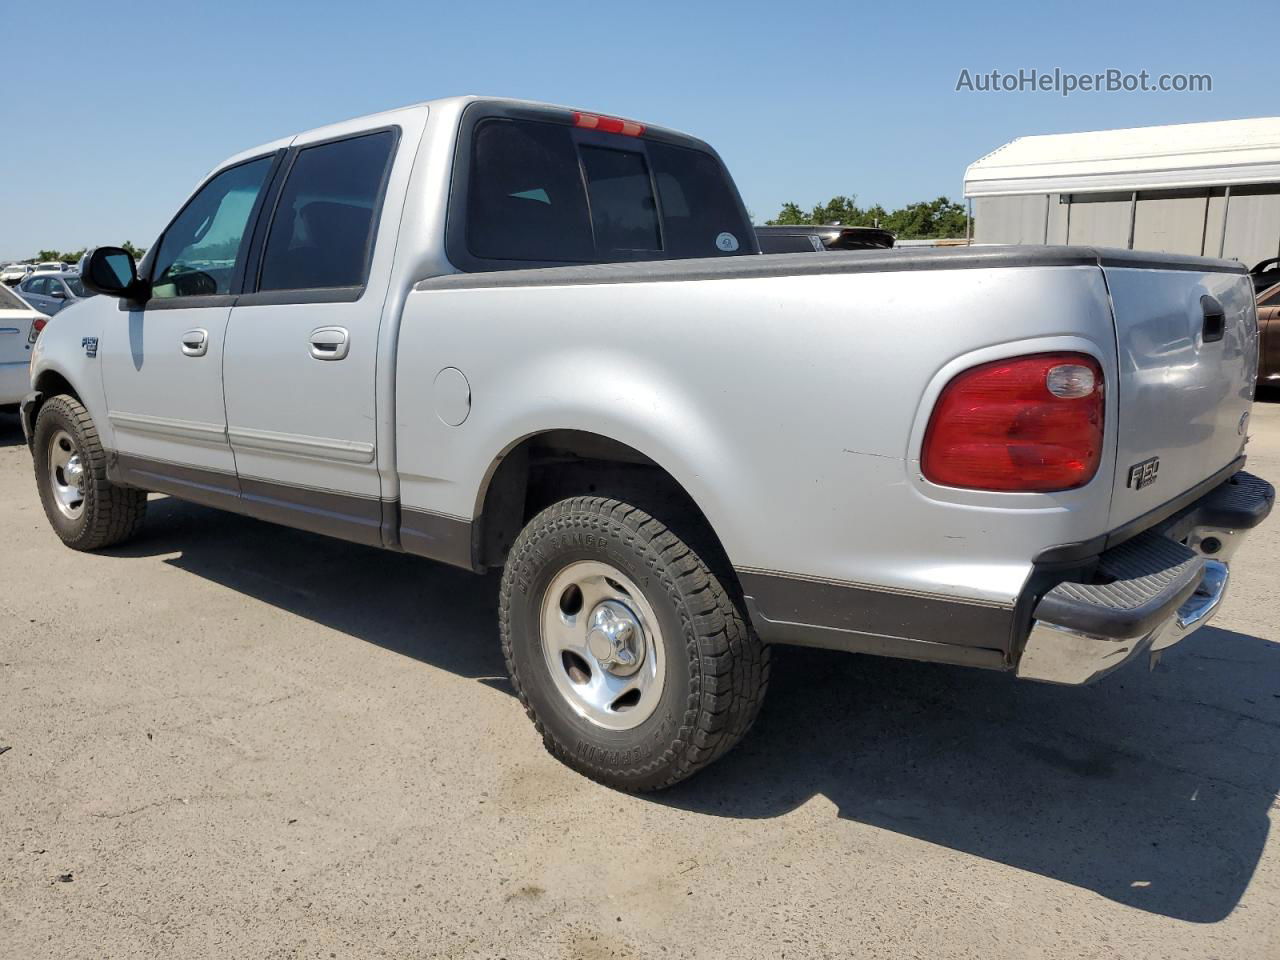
[451,107,755,271]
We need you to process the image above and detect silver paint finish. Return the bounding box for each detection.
[1104,267,1257,531]
[432,367,471,426]
[398,264,1121,607]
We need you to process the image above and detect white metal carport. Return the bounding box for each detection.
[964,117,1280,265]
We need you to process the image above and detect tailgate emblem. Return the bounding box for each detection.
[1127,457,1160,490]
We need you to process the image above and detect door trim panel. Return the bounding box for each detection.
[239,474,383,545]
[112,451,240,510]
[107,451,390,547]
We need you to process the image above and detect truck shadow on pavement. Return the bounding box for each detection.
[105,493,1277,926]
[0,411,28,447]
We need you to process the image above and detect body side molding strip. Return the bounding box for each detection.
[109,411,228,445]
[228,426,376,463]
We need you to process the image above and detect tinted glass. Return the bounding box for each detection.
[1261,287,1280,308]
[259,131,394,292]
[64,276,89,297]
[647,141,751,259]
[467,119,593,262]
[151,156,273,298]
[580,146,661,253]
[464,118,752,265]
[22,278,48,295]
[756,232,824,254]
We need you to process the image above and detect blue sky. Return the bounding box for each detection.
[1,0,1272,258]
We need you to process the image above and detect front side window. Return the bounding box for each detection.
[258,130,395,292]
[64,276,89,297]
[150,156,274,299]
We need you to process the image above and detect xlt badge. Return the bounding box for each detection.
[1127,456,1160,490]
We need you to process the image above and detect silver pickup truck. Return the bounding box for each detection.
[21,96,1274,790]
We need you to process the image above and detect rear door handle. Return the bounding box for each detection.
[1201,295,1226,343]
[309,326,349,361]
[181,328,209,357]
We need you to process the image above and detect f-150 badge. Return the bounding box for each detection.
[81,337,98,358]
[1127,456,1159,490]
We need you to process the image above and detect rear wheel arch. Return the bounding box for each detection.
[472,429,736,584]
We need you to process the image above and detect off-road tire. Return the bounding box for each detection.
[500,496,770,791]
[33,394,147,550]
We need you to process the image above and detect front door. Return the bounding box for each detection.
[99,154,277,507]
[223,129,399,545]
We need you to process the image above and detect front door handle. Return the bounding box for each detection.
[309,326,349,361]
[181,328,209,357]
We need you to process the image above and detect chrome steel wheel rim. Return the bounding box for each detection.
[539,560,665,730]
[47,429,86,521]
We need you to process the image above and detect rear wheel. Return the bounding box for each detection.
[500,496,769,791]
[33,394,147,550]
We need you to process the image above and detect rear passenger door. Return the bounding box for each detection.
[222,127,400,545]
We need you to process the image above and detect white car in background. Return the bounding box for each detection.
[0,283,47,407]
[35,261,66,274]
[1,263,34,285]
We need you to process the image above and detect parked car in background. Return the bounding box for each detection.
[1,263,34,285]
[1257,280,1280,382]
[35,261,66,274]
[0,283,48,408]
[22,96,1274,791]
[1252,257,1280,295]
[755,224,895,253]
[16,272,93,316]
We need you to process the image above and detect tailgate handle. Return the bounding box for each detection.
[1201,295,1225,343]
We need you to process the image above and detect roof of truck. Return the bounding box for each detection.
[965,116,1280,197]
[219,96,704,170]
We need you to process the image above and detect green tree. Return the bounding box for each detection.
[766,195,969,239]
[120,241,147,260]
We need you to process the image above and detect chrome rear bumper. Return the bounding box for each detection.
[1016,471,1272,686]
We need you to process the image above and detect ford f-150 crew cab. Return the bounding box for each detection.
[20,96,1275,791]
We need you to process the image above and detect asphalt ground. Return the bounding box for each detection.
[2,401,1279,959]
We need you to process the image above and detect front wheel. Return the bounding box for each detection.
[500,496,769,791]
[33,394,147,550]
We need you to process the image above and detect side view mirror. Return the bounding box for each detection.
[49,288,66,299]
[82,246,147,301]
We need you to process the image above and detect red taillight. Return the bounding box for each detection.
[921,352,1104,492]
[572,111,645,137]
[28,316,47,344]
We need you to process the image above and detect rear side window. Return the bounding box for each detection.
[464,117,751,266]
[466,120,593,262]
[259,130,395,292]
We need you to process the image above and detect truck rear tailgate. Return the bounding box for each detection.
[1102,253,1257,530]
